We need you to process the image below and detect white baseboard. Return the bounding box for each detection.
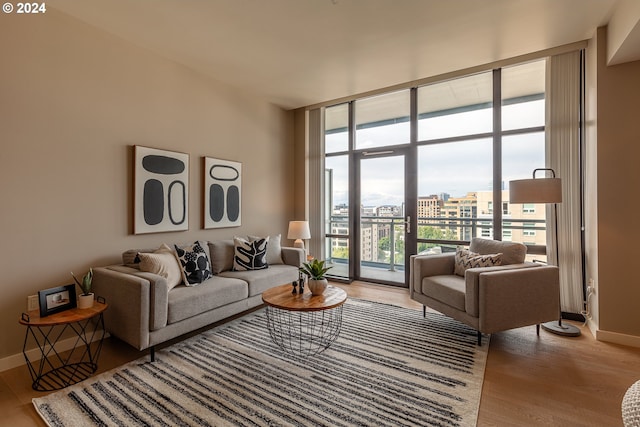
[0,331,109,373]
[585,318,598,338]
[596,328,640,348]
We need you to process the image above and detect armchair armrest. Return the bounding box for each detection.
[478,265,560,333]
[465,263,539,316]
[410,253,455,295]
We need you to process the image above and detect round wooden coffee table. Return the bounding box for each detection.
[262,283,347,356]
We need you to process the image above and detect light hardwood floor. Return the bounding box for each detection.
[2,281,639,426]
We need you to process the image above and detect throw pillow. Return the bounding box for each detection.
[233,236,269,271]
[248,234,283,265]
[137,243,183,290]
[174,241,212,286]
[454,246,503,277]
[208,240,235,274]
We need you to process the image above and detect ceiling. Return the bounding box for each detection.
[49,0,636,110]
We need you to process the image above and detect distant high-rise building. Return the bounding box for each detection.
[417,195,442,224]
[442,192,477,241]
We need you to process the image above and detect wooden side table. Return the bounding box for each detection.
[262,284,347,356]
[19,299,107,391]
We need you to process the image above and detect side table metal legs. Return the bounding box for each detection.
[265,306,343,356]
[22,313,106,391]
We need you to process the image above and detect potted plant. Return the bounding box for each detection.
[72,268,94,309]
[299,259,332,296]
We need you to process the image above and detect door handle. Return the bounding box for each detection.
[405,216,411,234]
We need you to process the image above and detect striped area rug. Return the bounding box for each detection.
[33,299,489,426]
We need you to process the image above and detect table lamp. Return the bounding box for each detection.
[287,221,311,251]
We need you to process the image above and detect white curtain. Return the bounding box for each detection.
[546,50,584,314]
[308,108,324,260]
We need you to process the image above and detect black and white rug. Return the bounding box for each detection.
[33,299,489,426]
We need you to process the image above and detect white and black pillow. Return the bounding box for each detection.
[233,236,269,271]
[248,234,283,265]
[174,241,212,285]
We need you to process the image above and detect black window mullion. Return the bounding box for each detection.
[348,101,358,280]
[493,69,503,240]
[404,88,418,285]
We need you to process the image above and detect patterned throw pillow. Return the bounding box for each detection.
[248,234,283,265]
[454,246,503,277]
[174,241,212,286]
[233,236,269,271]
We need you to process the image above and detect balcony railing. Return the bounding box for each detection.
[325,214,548,280]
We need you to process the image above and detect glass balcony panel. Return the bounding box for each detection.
[417,138,492,242]
[503,132,548,262]
[325,236,348,279]
[325,155,349,235]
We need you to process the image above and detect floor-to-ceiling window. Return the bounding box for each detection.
[323,59,548,286]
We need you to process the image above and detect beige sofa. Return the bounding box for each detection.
[409,238,560,344]
[93,238,303,360]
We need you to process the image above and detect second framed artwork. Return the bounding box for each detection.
[203,157,242,229]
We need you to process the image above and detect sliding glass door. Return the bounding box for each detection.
[357,152,407,285]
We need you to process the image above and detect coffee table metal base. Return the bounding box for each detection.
[265,305,343,356]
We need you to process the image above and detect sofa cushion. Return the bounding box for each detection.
[233,236,269,271]
[421,275,466,311]
[220,264,299,297]
[174,241,212,285]
[469,238,526,265]
[167,276,248,324]
[454,247,502,277]
[137,244,183,290]
[208,240,235,274]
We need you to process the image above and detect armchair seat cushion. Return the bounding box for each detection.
[422,275,466,311]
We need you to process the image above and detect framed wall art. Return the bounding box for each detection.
[134,145,189,234]
[38,284,76,317]
[203,157,241,229]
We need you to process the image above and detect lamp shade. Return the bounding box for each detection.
[287,221,311,240]
[509,178,562,204]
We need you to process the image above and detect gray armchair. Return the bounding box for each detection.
[409,238,560,344]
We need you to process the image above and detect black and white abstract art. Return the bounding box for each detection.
[134,146,189,234]
[204,157,241,229]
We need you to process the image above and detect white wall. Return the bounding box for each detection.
[0,10,295,363]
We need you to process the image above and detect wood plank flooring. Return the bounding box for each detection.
[2,281,639,426]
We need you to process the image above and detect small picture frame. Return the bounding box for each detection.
[38,284,77,317]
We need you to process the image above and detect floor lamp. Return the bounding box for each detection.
[509,168,581,337]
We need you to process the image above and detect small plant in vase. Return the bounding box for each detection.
[72,268,94,309]
[299,259,332,296]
